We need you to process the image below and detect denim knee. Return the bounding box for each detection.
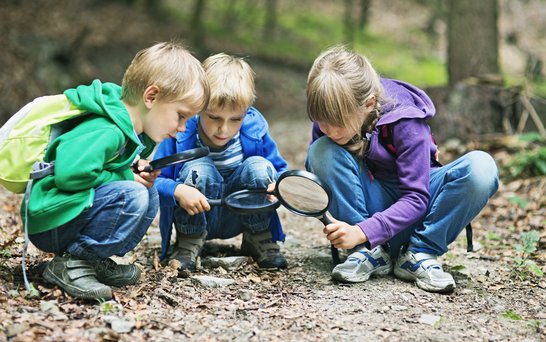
[121,182,152,215]
[307,137,357,178]
[237,156,276,187]
[458,151,499,198]
[146,185,159,218]
[178,157,222,190]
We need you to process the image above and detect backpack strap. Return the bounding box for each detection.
[377,123,474,252]
[380,125,397,155]
[29,161,55,180]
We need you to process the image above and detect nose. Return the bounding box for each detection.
[218,122,228,134]
[177,121,186,133]
[319,123,336,138]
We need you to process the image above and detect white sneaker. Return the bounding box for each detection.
[331,245,392,283]
[394,249,455,293]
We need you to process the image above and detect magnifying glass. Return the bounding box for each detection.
[206,170,340,264]
[274,170,340,264]
[143,147,210,172]
[208,189,280,214]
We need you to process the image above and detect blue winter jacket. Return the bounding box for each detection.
[154,107,288,259]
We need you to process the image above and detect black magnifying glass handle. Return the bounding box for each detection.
[318,211,333,225]
[317,212,341,265]
[142,147,210,172]
[208,199,223,206]
[330,246,341,265]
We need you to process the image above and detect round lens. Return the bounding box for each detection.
[226,190,278,210]
[276,175,329,215]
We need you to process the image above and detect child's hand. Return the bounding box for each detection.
[323,217,368,249]
[132,160,160,188]
[266,182,277,202]
[174,184,211,215]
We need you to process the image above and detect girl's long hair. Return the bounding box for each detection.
[307,46,384,158]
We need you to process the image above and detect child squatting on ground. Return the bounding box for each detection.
[155,53,289,271]
[25,42,210,301]
[305,46,499,293]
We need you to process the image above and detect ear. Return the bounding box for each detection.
[143,85,160,109]
[364,95,376,109]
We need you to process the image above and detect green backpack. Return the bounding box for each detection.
[0,94,89,295]
[0,94,88,194]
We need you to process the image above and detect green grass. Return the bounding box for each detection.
[502,74,546,98]
[354,32,447,86]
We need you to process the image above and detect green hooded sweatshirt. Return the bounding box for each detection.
[24,80,155,234]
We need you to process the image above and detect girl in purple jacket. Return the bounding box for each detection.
[305,46,499,293]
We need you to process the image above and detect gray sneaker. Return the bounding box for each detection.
[331,245,392,283]
[169,231,207,270]
[241,230,287,269]
[394,249,456,293]
[91,258,141,287]
[43,254,112,301]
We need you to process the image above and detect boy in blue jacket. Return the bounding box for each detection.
[155,53,288,270]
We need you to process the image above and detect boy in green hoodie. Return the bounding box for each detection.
[25,42,210,301]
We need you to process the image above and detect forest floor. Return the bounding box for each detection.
[1,1,545,341]
[0,112,545,341]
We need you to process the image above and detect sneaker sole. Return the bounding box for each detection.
[332,265,392,283]
[43,267,112,301]
[394,268,456,293]
[241,244,288,269]
[99,270,141,287]
[257,260,288,269]
[415,278,456,293]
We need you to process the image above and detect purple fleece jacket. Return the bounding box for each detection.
[311,78,438,249]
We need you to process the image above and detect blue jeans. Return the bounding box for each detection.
[30,181,159,261]
[174,156,277,239]
[306,137,499,257]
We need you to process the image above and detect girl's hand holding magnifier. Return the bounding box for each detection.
[323,216,369,250]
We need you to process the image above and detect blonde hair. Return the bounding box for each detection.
[202,53,256,113]
[307,46,384,158]
[122,42,210,112]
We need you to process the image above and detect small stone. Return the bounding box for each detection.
[238,289,253,301]
[190,275,235,288]
[419,314,442,326]
[202,256,248,271]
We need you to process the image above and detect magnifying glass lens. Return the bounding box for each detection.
[277,176,329,214]
[225,190,277,210]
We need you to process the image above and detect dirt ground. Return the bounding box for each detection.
[0,117,545,341]
[1,1,545,341]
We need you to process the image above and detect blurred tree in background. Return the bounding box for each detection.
[1,0,545,140]
[447,0,500,85]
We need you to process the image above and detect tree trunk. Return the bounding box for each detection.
[358,0,371,31]
[223,0,238,32]
[447,0,499,85]
[191,0,206,51]
[263,0,278,40]
[343,0,356,47]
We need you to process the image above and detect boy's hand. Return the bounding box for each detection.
[132,159,160,188]
[266,182,277,202]
[323,216,368,249]
[174,184,211,215]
